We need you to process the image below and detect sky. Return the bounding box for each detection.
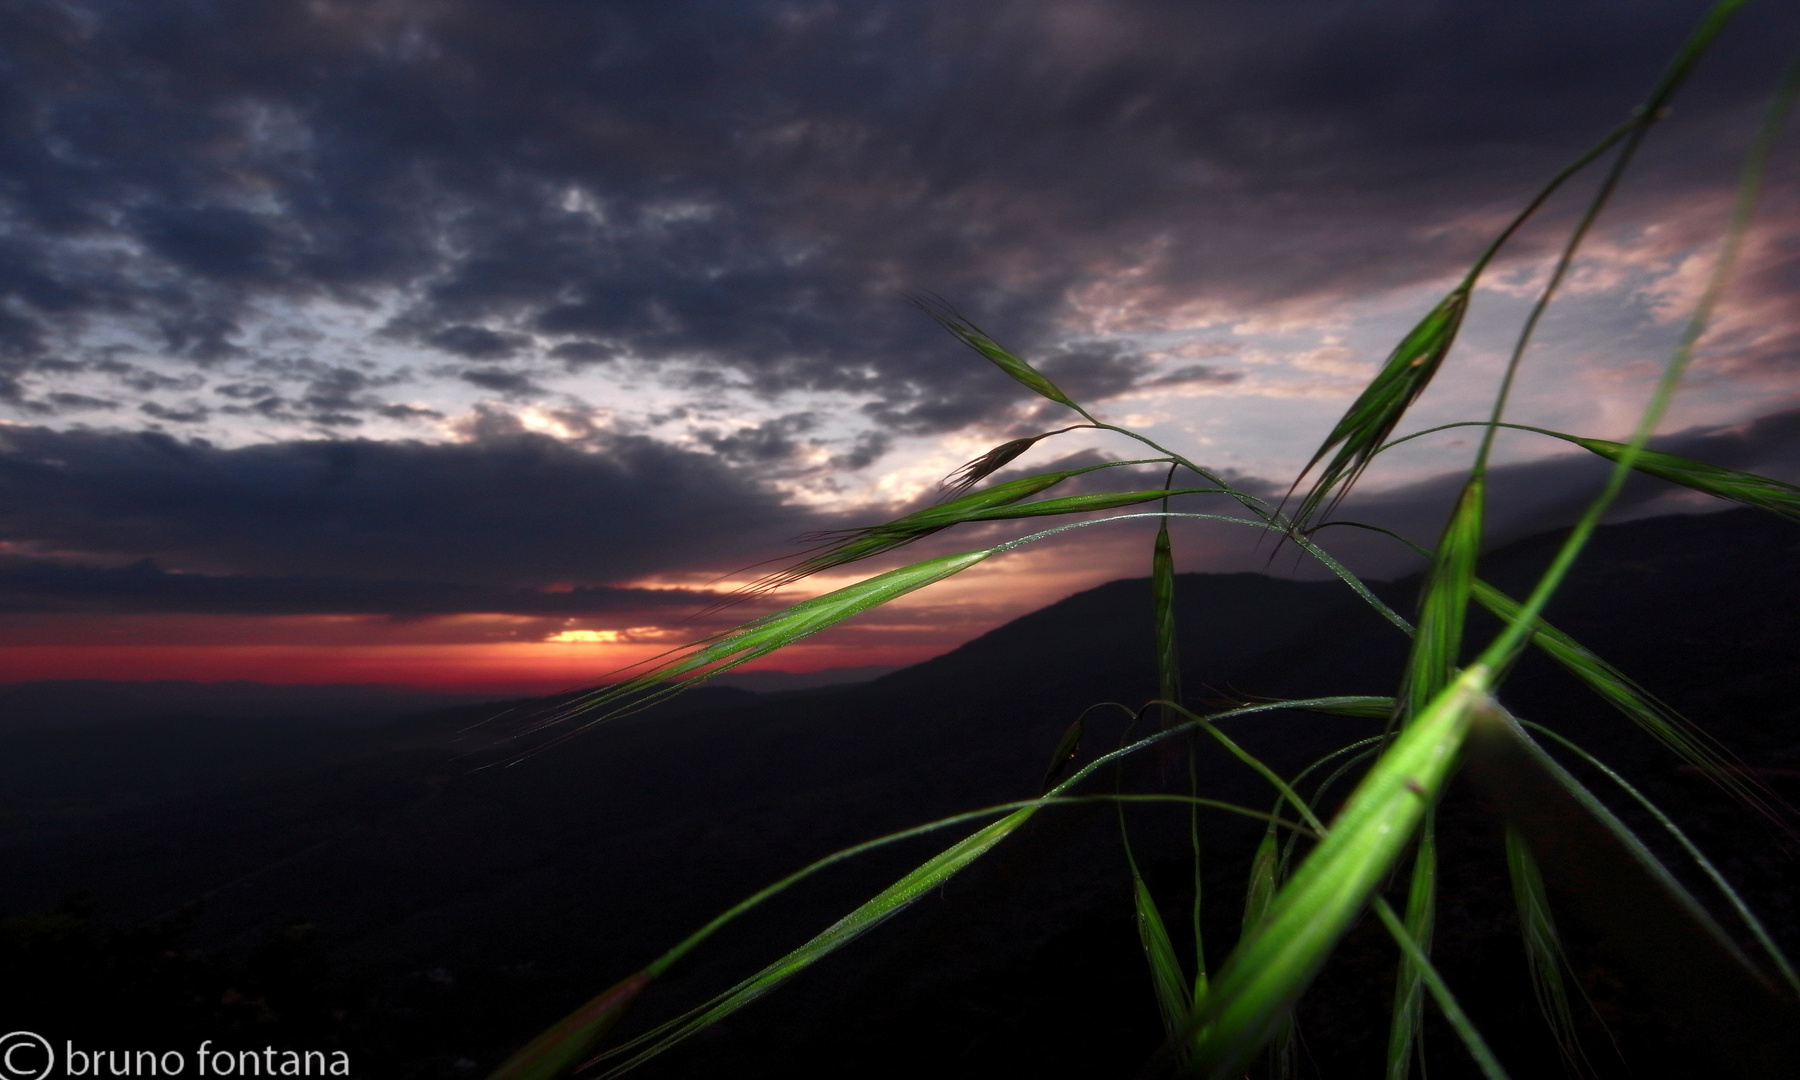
[1,0,1798,693]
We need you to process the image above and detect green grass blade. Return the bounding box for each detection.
[1462,706,1800,1077]
[1296,698,1398,720]
[753,461,1184,593]
[1385,824,1438,1080]
[965,488,1223,523]
[1505,827,1590,1076]
[1136,873,1195,1049]
[1396,423,1800,523]
[1182,667,1494,1078]
[532,548,997,739]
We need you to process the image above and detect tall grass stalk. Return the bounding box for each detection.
[490,5,1800,1076]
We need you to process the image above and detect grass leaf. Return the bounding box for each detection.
[1126,842,1195,1054]
[532,548,998,739]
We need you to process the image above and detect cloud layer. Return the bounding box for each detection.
[1,0,1795,438]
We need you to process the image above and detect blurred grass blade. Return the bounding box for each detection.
[1565,436,1800,521]
[1406,478,1484,716]
[912,293,1094,418]
[1505,828,1589,1076]
[1153,523,1183,729]
[1462,705,1800,1077]
[1385,825,1438,1080]
[536,548,997,736]
[485,972,650,1080]
[1183,667,1494,1078]
[1290,287,1469,530]
[1470,580,1786,826]
[746,470,1076,593]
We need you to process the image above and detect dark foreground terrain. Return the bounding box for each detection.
[2,508,1797,1078]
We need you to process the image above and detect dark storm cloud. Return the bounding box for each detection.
[0,557,716,617]
[2,1,1793,430]
[458,367,546,397]
[0,423,822,588]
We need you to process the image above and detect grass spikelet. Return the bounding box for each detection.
[1289,287,1469,530]
[941,432,1075,497]
[911,293,1094,418]
[1568,436,1800,521]
[1504,828,1589,1076]
[1406,477,1485,716]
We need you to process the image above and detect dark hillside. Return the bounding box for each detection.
[0,508,1795,1078]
